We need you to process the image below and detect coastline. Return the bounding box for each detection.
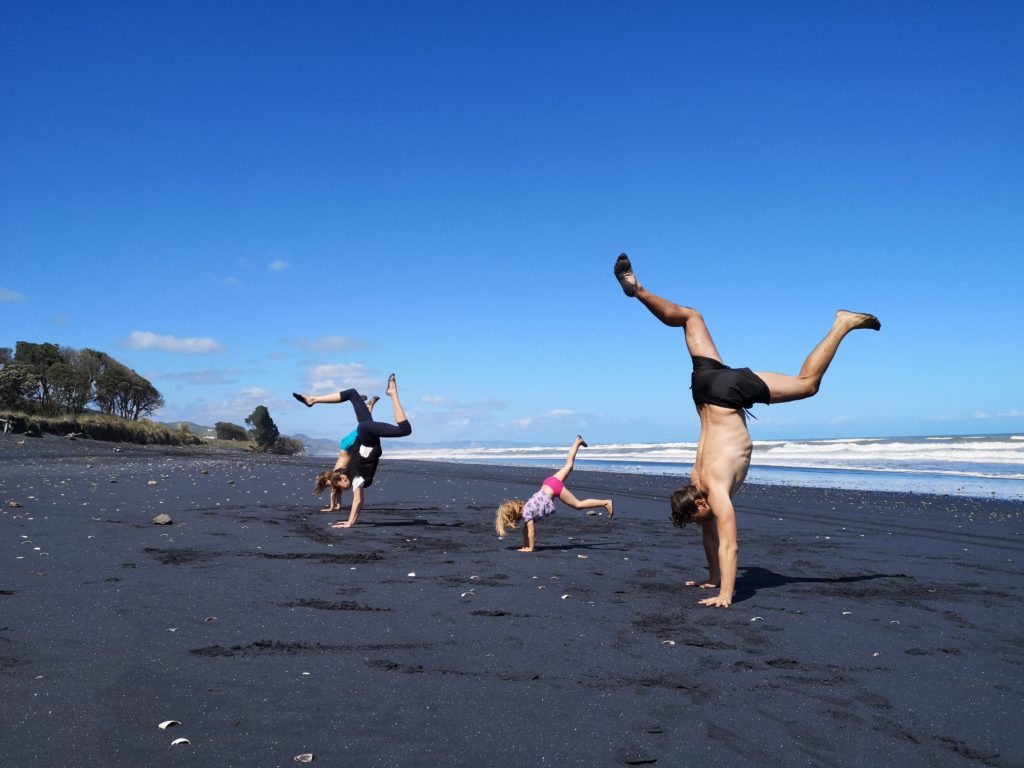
[2,436,1021,766]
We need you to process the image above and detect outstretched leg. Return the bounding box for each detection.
[551,435,587,483]
[756,310,881,403]
[615,253,722,361]
[356,374,412,440]
[558,488,614,518]
[293,390,375,419]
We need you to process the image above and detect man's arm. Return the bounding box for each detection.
[698,490,737,607]
[685,518,721,588]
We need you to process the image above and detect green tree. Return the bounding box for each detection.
[0,363,36,410]
[269,436,305,455]
[215,421,249,441]
[245,405,280,451]
[95,365,165,420]
[14,341,62,413]
[47,362,92,414]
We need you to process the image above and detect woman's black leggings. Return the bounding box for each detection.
[339,389,412,440]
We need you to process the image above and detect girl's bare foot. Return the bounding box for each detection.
[576,435,588,448]
[614,253,638,297]
[605,500,614,518]
[386,374,397,397]
[837,309,881,331]
[366,395,380,409]
[293,392,313,407]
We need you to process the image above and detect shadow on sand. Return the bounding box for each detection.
[733,565,910,603]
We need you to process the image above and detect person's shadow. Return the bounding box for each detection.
[733,565,910,603]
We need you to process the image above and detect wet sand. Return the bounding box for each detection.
[1,435,1021,767]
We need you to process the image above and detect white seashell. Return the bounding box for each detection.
[295,754,314,763]
[147,480,157,486]
[842,611,852,615]
[170,738,190,746]
[8,501,22,508]
[577,554,588,559]
[751,617,764,622]
[158,720,181,729]
[872,652,880,657]
[561,594,571,600]
[407,572,416,577]
[661,640,676,645]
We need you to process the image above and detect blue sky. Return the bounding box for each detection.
[2,1,1022,445]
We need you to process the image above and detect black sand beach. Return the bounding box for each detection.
[1,435,1021,767]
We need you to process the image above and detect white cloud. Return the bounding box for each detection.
[165,387,287,424]
[122,331,224,354]
[999,409,1024,418]
[420,394,449,404]
[298,336,365,352]
[268,259,291,272]
[150,368,240,385]
[0,288,26,303]
[974,410,991,419]
[826,415,851,425]
[512,409,575,428]
[308,363,380,393]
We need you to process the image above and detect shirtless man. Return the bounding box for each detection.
[614,254,880,608]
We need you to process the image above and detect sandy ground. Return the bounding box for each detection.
[1,435,1021,767]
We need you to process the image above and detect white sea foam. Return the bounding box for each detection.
[389,434,1024,475]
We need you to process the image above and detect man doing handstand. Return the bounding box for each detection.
[614,254,880,608]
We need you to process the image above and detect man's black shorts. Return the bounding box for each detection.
[691,356,771,410]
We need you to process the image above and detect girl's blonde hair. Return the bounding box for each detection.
[495,499,526,537]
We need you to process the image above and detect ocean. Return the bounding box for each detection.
[388,433,1024,501]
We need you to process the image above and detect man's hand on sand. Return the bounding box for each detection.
[685,580,718,589]
[698,594,732,608]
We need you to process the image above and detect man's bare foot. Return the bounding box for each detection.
[386,374,397,397]
[605,500,614,518]
[576,434,588,448]
[614,253,638,297]
[292,392,313,407]
[366,395,380,409]
[837,309,881,331]
[517,547,534,553]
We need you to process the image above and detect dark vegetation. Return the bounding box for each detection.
[0,342,301,454]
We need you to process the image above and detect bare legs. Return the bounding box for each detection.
[552,435,614,518]
[616,254,880,403]
[615,254,722,361]
[385,374,407,425]
[755,310,880,403]
[551,435,587,483]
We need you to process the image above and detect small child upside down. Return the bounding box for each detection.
[494,435,613,552]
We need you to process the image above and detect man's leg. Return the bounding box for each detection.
[615,254,723,361]
[756,310,880,403]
